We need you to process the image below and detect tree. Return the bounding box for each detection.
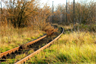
[3,0,38,27]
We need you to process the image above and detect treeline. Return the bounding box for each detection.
[0,0,96,28]
[52,1,96,25]
[0,0,51,29]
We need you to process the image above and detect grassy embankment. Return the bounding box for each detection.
[0,26,45,53]
[25,24,96,64]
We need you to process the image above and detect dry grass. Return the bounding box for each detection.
[26,31,96,64]
[0,26,45,53]
[52,23,73,30]
[44,26,58,36]
[1,24,96,64]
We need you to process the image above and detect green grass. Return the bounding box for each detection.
[1,24,96,64]
[25,31,96,64]
[0,49,35,64]
[0,26,45,53]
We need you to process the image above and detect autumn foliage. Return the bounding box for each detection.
[52,1,96,25]
[0,0,58,35]
[0,0,39,27]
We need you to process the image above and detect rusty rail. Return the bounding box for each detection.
[0,35,47,59]
[15,28,64,64]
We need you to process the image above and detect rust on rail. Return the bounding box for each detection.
[15,28,64,64]
[0,35,47,59]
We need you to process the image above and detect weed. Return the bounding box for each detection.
[28,50,34,54]
[0,27,44,53]
[26,31,96,63]
[26,38,31,41]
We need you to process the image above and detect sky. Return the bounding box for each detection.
[0,0,96,8]
[40,0,96,7]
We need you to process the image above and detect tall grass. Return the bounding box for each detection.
[26,31,96,64]
[0,0,56,53]
[0,26,45,53]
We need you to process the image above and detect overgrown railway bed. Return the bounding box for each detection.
[0,27,64,64]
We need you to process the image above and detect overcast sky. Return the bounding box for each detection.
[40,0,96,7]
[0,0,96,8]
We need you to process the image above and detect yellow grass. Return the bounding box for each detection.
[26,31,96,64]
[0,26,45,53]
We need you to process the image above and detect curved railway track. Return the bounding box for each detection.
[0,35,47,59]
[0,27,64,64]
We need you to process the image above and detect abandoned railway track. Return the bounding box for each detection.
[0,27,64,64]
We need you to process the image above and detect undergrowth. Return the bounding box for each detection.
[0,26,45,53]
[26,31,96,64]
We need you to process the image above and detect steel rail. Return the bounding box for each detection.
[15,28,64,64]
[0,35,47,59]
